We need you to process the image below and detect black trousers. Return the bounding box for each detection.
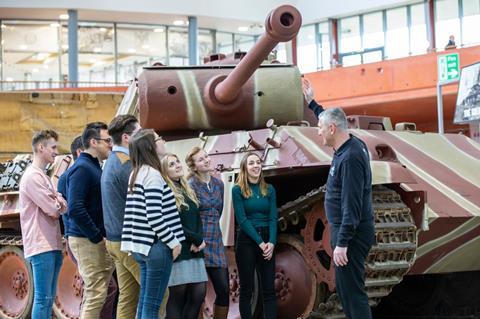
[332,225,374,319]
[235,227,276,319]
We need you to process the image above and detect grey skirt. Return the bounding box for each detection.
[168,258,208,287]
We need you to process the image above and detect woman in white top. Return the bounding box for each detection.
[121,129,184,319]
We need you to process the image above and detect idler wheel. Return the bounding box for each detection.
[0,246,33,319]
[53,250,82,319]
[275,235,318,319]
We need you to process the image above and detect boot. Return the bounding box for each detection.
[213,305,229,319]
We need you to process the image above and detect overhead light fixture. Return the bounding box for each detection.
[6,77,13,82]
[154,28,164,33]
[32,68,39,73]
[128,48,136,53]
[20,45,28,50]
[141,44,150,49]
[59,14,69,20]
[173,20,185,26]
[1,24,6,29]
[50,23,60,28]
[61,44,69,50]
[93,47,102,53]
[100,27,107,32]
[238,26,249,32]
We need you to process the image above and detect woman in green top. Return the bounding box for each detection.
[232,152,277,319]
[160,153,208,319]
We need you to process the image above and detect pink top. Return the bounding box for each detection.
[19,165,66,258]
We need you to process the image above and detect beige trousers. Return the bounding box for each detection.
[69,237,115,319]
[105,240,169,319]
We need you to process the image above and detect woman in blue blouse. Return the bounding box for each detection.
[232,152,277,319]
[186,147,229,319]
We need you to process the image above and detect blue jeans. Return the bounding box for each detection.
[28,250,63,319]
[133,241,173,319]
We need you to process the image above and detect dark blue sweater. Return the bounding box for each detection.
[325,135,374,247]
[57,170,69,237]
[65,152,105,243]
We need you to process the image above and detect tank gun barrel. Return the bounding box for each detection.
[209,5,302,105]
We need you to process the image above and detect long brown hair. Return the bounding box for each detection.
[160,153,199,209]
[185,146,204,180]
[128,129,162,193]
[235,152,268,198]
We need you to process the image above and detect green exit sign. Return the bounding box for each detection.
[438,53,460,83]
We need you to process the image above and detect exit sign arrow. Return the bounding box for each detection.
[438,53,460,83]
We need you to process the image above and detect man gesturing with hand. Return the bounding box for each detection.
[317,108,375,319]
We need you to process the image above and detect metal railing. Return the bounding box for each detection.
[0,80,122,91]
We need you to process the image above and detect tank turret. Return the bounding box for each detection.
[137,5,303,134]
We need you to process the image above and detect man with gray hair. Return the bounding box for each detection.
[317,108,375,319]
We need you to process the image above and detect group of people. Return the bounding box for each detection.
[19,79,375,319]
[18,114,279,319]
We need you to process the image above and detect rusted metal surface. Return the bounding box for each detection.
[275,235,318,319]
[0,246,33,319]
[53,250,81,319]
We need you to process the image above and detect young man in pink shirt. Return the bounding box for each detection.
[19,130,67,319]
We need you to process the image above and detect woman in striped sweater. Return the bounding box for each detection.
[121,129,185,319]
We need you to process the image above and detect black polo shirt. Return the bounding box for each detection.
[325,134,374,247]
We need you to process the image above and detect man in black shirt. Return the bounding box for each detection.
[317,107,375,319]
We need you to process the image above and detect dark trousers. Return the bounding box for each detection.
[235,228,276,319]
[332,226,374,319]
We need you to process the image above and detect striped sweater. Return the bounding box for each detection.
[121,165,185,256]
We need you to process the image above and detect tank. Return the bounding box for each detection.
[129,4,480,318]
[1,4,480,319]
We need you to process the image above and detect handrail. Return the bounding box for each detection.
[0,80,122,91]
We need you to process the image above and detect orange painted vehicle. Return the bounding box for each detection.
[1,4,480,319]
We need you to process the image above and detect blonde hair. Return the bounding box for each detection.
[160,153,199,210]
[185,146,204,180]
[235,152,268,198]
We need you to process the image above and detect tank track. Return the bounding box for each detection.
[278,185,418,319]
[0,233,22,246]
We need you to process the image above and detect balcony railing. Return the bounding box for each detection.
[0,81,123,91]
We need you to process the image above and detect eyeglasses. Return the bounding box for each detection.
[95,137,112,144]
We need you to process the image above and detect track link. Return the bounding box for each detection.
[278,185,418,319]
